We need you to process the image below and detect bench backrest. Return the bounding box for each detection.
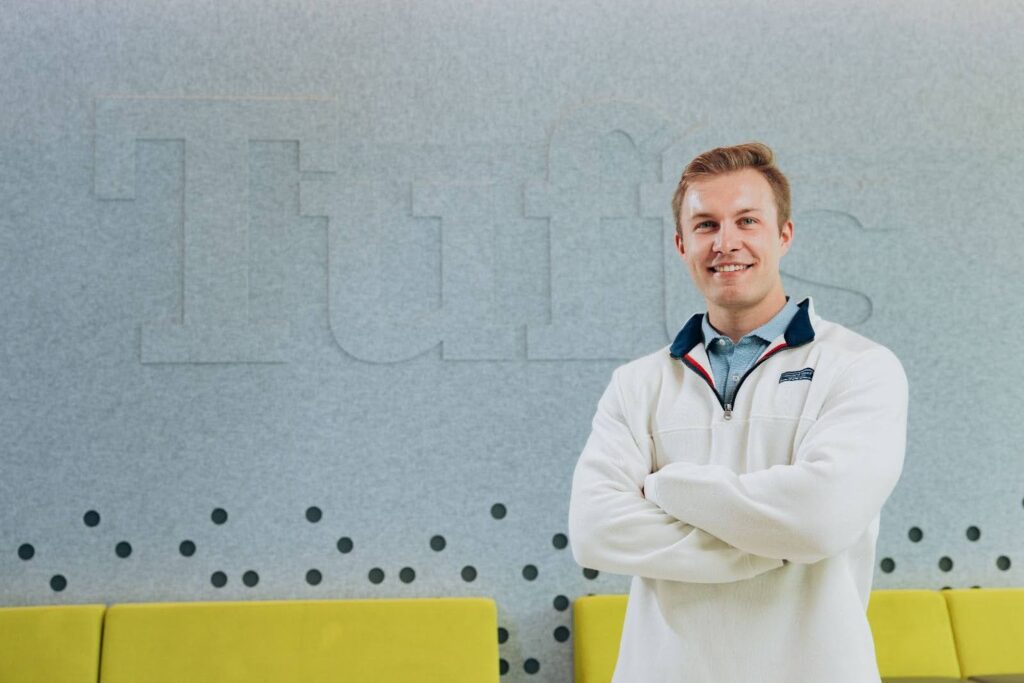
[942,588,1024,680]
[0,604,105,683]
[867,589,962,680]
[98,597,498,682]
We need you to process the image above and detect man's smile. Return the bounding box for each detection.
[708,263,753,276]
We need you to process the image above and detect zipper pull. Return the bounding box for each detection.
[724,404,733,421]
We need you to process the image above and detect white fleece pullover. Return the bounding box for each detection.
[568,297,908,682]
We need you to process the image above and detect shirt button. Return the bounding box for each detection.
[718,339,727,346]
[731,374,739,382]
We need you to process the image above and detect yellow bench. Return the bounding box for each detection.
[7,590,1022,682]
[0,598,498,683]
[943,588,1024,683]
[0,604,105,683]
[573,594,629,683]
[867,590,963,682]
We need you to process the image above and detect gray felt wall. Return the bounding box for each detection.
[2,0,1023,679]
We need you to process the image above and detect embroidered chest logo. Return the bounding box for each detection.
[779,367,814,383]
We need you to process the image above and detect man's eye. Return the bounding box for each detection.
[695,221,715,230]
[741,217,757,225]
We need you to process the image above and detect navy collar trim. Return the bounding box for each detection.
[669,298,815,359]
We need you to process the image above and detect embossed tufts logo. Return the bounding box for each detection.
[779,368,814,383]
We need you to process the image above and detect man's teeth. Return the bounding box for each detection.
[714,264,750,272]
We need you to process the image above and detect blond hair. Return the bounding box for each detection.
[671,142,791,237]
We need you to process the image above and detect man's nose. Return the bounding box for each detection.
[714,221,741,252]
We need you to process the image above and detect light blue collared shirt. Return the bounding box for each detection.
[701,296,800,407]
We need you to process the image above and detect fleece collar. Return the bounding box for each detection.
[670,296,816,359]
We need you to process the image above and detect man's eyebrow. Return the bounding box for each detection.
[689,208,762,221]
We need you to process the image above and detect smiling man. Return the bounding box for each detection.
[568,142,909,682]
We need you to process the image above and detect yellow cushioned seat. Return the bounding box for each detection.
[866,589,964,682]
[99,597,498,683]
[0,604,105,682]
[943,588,1024,683]
[573,594,628,683]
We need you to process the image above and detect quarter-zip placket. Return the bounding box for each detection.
[669,298,817,421]
[682,342,793,420]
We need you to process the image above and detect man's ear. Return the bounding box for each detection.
[674,231,686,258]
[778,220,794,256]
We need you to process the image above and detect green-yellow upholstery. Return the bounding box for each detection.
[943,588,1024,682]
[573,594,627,683]
[866,589,963,682]
[0,603,105,683]
[98,597,499,683]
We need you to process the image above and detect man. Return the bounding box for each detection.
[568,142,908,682]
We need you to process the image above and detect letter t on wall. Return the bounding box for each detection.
[94,96,336,363]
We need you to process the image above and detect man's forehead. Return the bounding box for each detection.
[683,170,774,217]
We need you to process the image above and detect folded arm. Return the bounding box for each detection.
[644,347,909,564]
[568,366,785,583]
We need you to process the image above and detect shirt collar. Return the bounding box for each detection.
[701,296,800,348]
[670,296,816,359]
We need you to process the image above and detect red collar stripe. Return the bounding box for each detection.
[683,354,716,389]
[758,342,789,363]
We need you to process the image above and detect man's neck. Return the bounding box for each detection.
[707,292,789,344]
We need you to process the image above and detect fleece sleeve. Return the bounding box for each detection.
[643,347,909,565]
[568,366,786,583]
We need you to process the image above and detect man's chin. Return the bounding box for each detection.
[704,290,759,311]
[704,286,751,303]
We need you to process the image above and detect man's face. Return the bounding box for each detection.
[675,168,793,315]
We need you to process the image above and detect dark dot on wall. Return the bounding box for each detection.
[582,568,599,580]
[970,585,981,589]
[211,571,227,588]
[554,626,570,643]
[179,540,196,557]
[83,510,100,527]
[524,658,540,674]
[553,595,569,612]
[461,566,477,582]
[211,508,228,525]
[997,556,1011,571]
[941,586,951,591]
[306,569,322,586]
[337,537,353,554]
[499,659,509,675]
[880,558,896,573]
[306,506,322,523]
[115,542,132,559]
[522,565,538,581]
[939,556,954,572]
[552,533,568,550]
[430,535,446,551]
[399,567,415,584]
[498,627,508,644]
[966,526,981,541]
[242,570,259,587]
[491,503,507,520]
[17,544,34,561]
[908,527,923,542]
[368,568,385,584]
[50,574,67,592]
